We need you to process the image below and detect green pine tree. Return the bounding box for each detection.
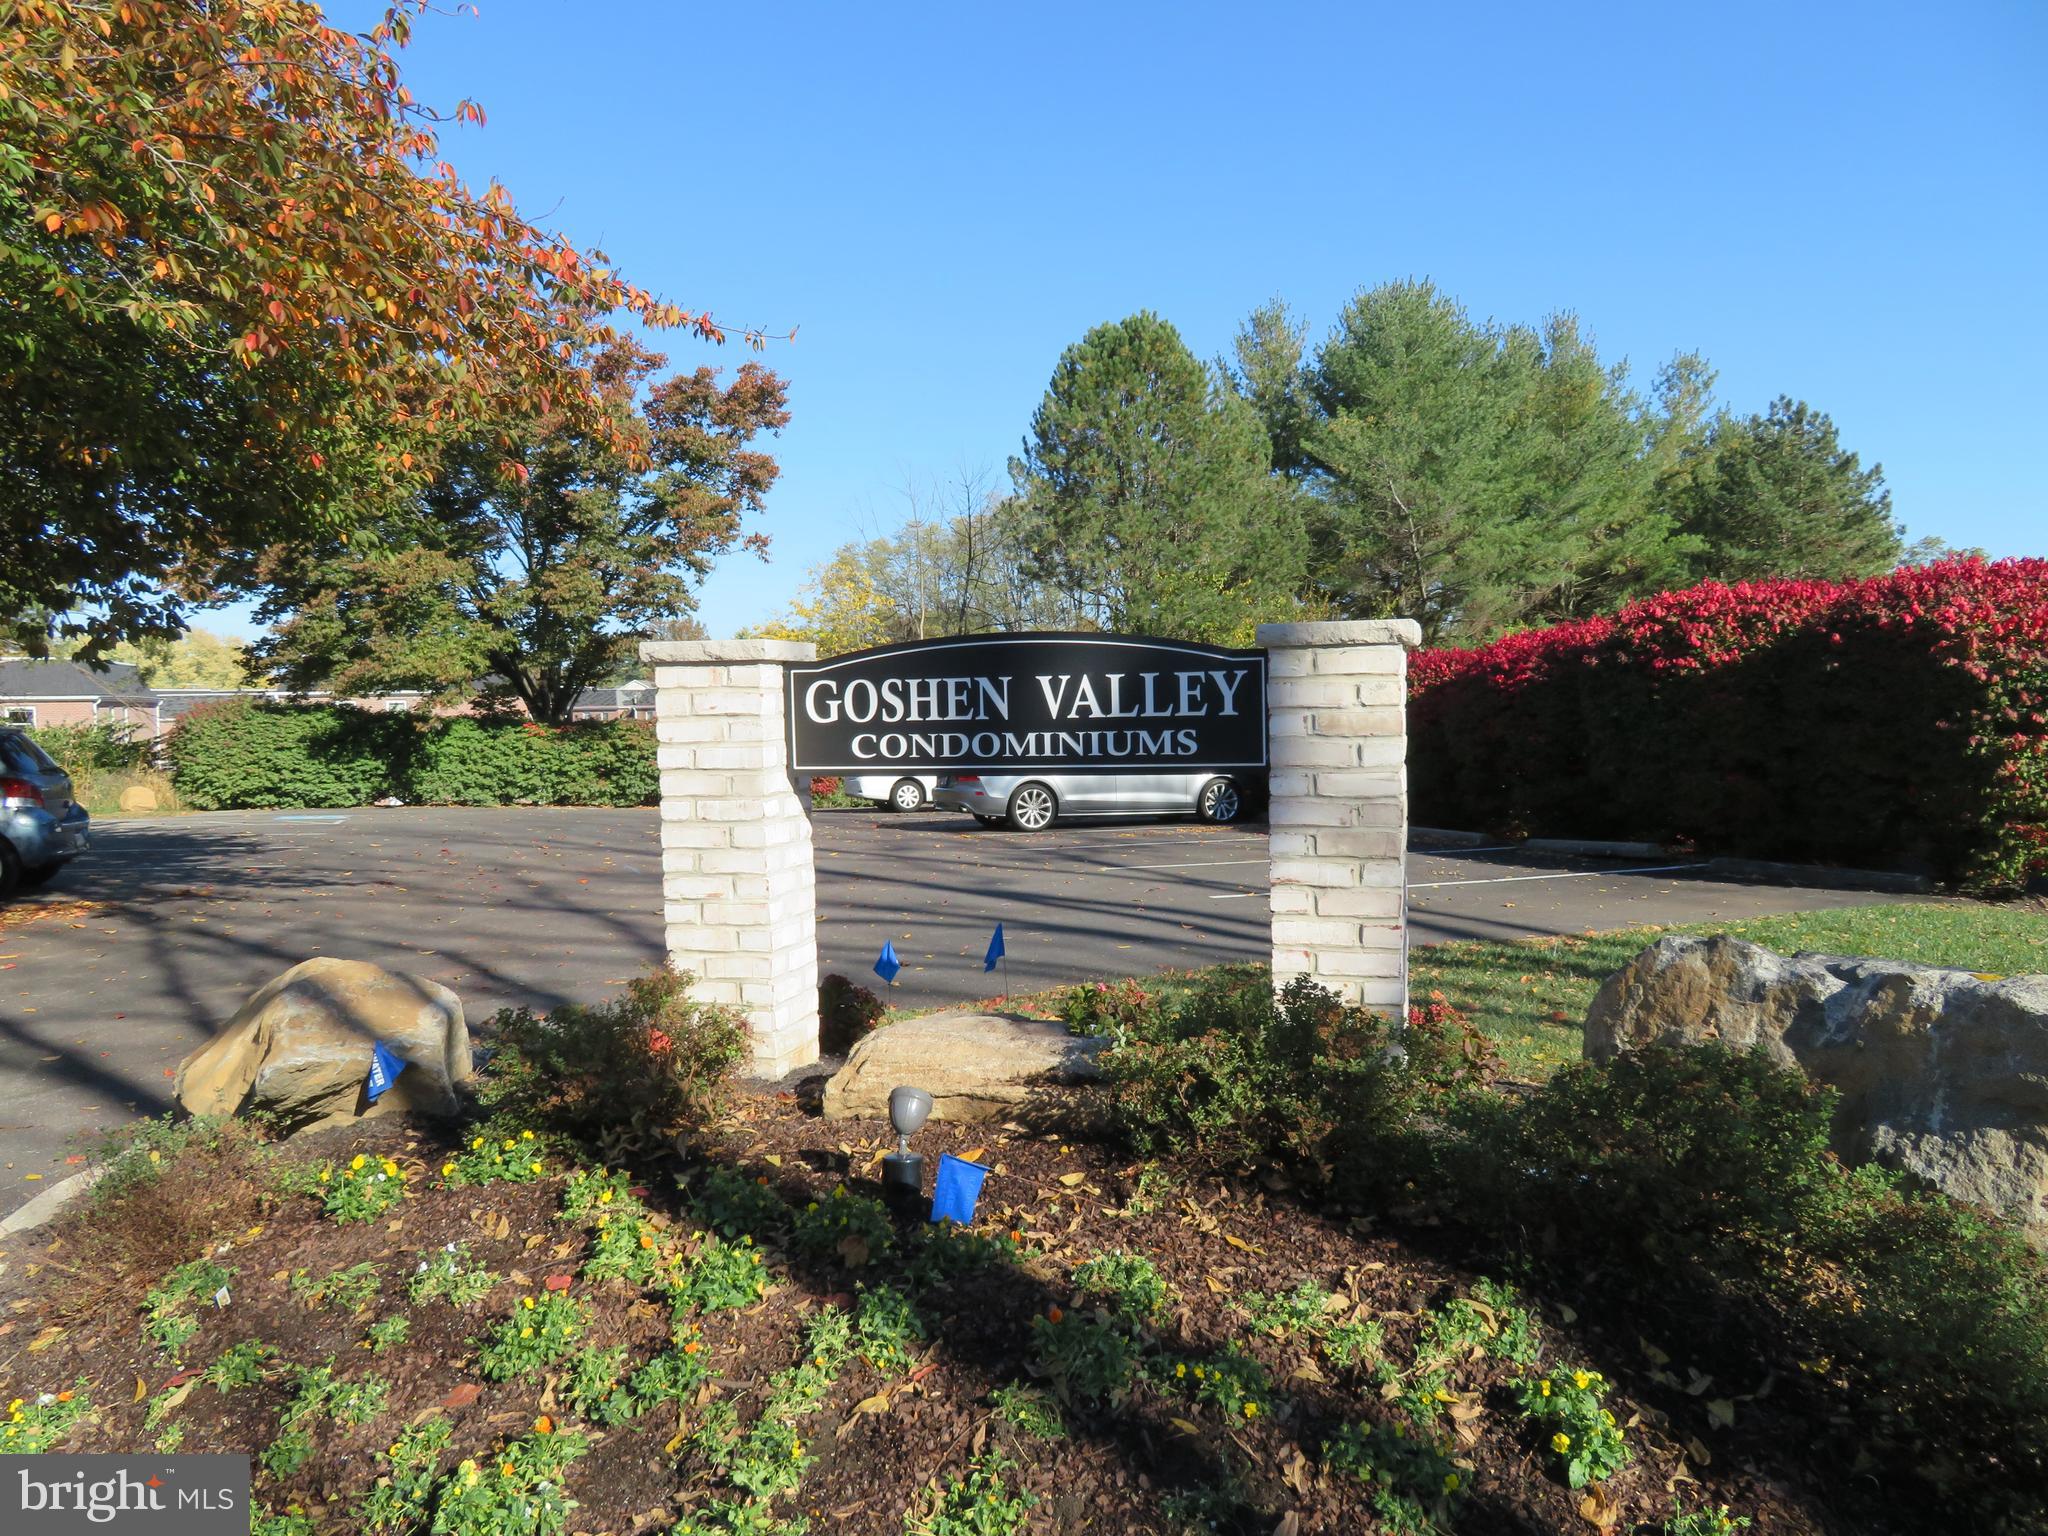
[1011,312,1307,643]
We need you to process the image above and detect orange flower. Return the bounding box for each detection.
[534,1415,553,1435]
[1046,1306,1064,1325]
[683,1340,701,1355]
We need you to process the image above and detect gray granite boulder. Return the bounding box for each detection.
[1586,934,2048,1238]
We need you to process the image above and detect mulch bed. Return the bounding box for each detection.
[0,1088,1890,1534]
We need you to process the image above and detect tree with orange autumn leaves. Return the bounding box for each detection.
[0,0,768,654]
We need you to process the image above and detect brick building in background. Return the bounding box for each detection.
[0,657,656,740]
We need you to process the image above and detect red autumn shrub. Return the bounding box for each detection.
[1408,557,2048,892]
[810,775,843,798]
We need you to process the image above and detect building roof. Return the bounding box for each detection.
[0,658,159,707]
[155,688,284,720]
[573,682,656,712]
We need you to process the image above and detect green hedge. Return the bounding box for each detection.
[22,720,150,772]
[166,701,656,810]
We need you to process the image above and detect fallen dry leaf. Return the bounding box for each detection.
[1578,1483,1619,1529]
[837,1392,894,1439]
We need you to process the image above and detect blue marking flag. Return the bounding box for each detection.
[873,940,902,985]
[930,1152,990,1225]
[983,922,1006,973]
[365,1039,408,1104]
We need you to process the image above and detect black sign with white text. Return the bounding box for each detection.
[787,634,1266,775]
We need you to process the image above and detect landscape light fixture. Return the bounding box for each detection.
[882,1085,932,1209]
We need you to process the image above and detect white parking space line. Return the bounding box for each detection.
[1408,862,1700,890]
[1111,858,1269,871]
[1034,837,1251,852]
[1208,891,1263,900]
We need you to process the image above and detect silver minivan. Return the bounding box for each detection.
[931,769,1262,831]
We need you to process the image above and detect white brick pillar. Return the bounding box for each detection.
[1256,620,1423,1017]
[640,639,819,1077]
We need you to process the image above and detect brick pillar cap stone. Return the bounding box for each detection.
[640,639,817,664]
[1256,620,1423,650]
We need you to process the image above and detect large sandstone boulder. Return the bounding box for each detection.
[175,957,473,1133]
[822,1012,1106,1123]
[1585,934,2048,1236]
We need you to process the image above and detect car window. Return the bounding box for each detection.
[0,731,58,773]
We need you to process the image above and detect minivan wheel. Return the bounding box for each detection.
[889,778,926,812]
[1006,782,1058,832]
[1197,777,1243,824]
[0,842,19,900]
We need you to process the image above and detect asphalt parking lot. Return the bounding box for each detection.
[0,806,1916,1208]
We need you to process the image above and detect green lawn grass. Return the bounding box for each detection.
[893,900,2047,1080]
[1412,900,2048,1079]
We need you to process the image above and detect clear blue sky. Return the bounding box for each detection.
[284,0,2045,641]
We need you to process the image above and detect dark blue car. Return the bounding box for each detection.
[0,728,90,897]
